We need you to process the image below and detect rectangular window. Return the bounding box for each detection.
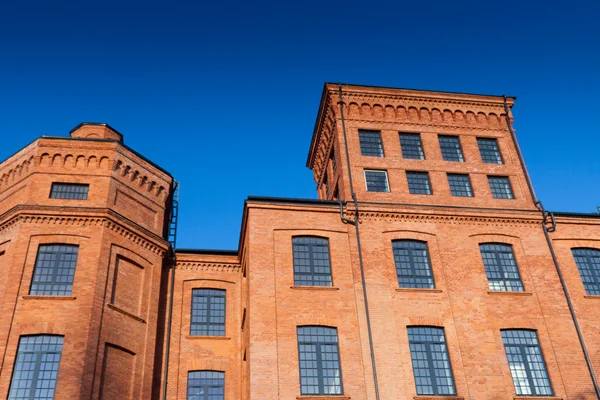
[49,183,89,200]
[406,172,432,195]
[190,289,226,336]
[480,244,524,292]
[30,244,78,296]
[330,147,336,172]
[297,326,343,395]
[488,176,514,199]
[393,240,434,288]
[571,248,600,295]
[8,335,64,400]
[447,174,473,197]
[407,327,456,396]
[187,371,224,400]
[438,135,464,162]
[364,170,389,192]
[400,133,425,159]
[359,130,384,157]
[501,330,553,396]
[293,237,332,286]
[477,138,503,164]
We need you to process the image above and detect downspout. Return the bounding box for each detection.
[161,253,176,400]
[502,97,600,397]
[338,83,381,400]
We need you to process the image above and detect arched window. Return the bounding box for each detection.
[297,326,342,395]
[30,244,79,296]
[292,237,332,286]
[187,370,224,400]
[479,243,523,292]
[407,327,455,395]
[571,248,600,295]
[190,289,226,336]
[9,335,64,400]
[501,330,552,396]
[392,240,434,289]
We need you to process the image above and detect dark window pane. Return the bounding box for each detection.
[572,248,600,295]
[190,289,226,336]
[293,237,332,287]
[477,138,503,164]
[8,335,64,400]
[407,327,456,396]
[49,183,89,200]
[447,174,473,197]
[30,244,78,296]
[297,326,343,395]
[187,370,224,400]
[406,172,432,195]
[501,330,553,396]
[488,176,514,199]
[365,170,389,192]
[393,241,434,288]
[359,130,384,157]
[439,136,464,162]
[400,133,425,160]
[480,244,524,292]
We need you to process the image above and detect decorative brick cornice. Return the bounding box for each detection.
[345,210,540,227]
[0,206,169,256]
[175,262,241,272]
[113,159,168,201]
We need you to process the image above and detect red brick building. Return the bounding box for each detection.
[0,83,599,399]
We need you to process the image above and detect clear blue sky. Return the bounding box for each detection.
[1,0,599,250]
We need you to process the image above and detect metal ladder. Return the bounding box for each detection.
[168,180,180,250]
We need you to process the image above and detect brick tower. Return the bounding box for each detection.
[0,123,173,399]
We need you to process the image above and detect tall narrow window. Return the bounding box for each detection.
[8,335,64,400]
[297,326,343,395]
[479,244,524,292]
[400,133,425,159]
[187,371,224,400]
[571,248,600,295]
[330,147,336,172]
[488,176,514,199]
[359,130,384,157]
[364,170,389,192]
[190,289,226,336]
[293,237,332,286]
[407,327,456,396]
[501,330,553,396]
[406,172,432,195]
[49,183,89,200]
[477,138,503,164]
[392,240,434,288]
[30,244,78,296]
[438,135,464,162]
[447,174,473,197]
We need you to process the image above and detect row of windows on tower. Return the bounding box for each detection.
[363,169,514,198]
[8,328,551,399]
[358,130,503,164]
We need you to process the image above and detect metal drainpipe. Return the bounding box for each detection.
[161,253,176,400]
[338,83,381,400]
[502,97,600,397]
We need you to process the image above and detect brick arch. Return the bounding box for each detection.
[14,322,68,336]
[102,335,140,355]
[294,314,340,327]
[187,358,229,372]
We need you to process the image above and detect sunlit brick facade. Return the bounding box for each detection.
[0,84,599,399]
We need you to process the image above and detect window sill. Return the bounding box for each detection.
[396,288,442,293]
[297,396,350,400]
[487,291,533,296]
[186,336,230,340]
[584,295,600,299]
[22,295,77,301]
[106,303,146,324]
[414,397,464,400]
[513,397,563,400]
[290,286,340,291]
